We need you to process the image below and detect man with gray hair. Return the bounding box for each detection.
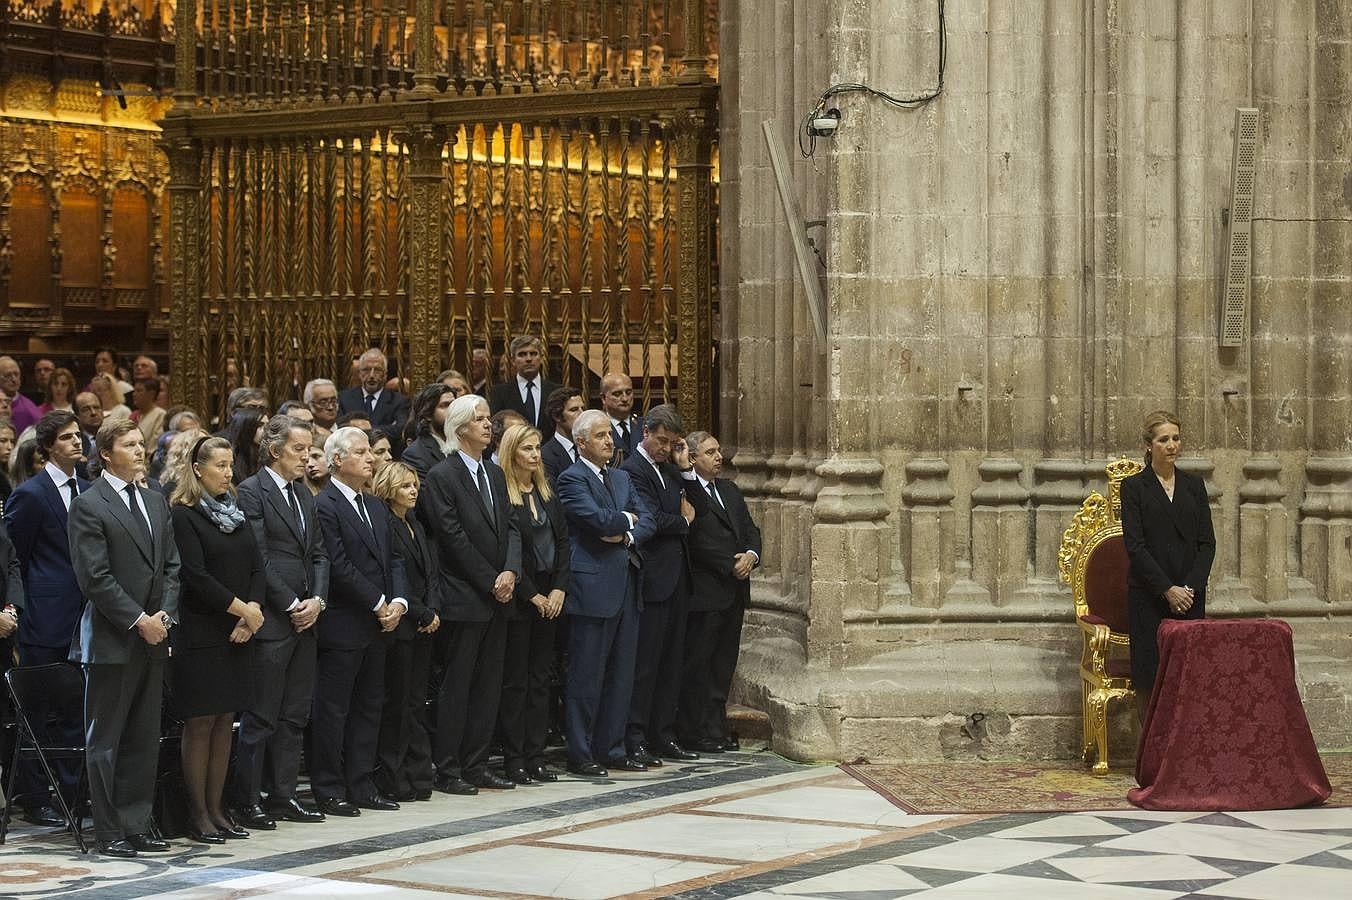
[338,348,409,441]
[555,408,655,776]
[0,355,41,433]
[488,335,559,433]
[233,415,329,828]
[224,386,268,422]
[304,378,340,434]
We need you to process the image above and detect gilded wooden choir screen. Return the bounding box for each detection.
[163,0,719,426]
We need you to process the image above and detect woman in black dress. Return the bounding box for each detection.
[170,436,265,842]
[222,408,267,485]
[370,461,441,800]
[496,424,570,784]
[1120,410,1216,717]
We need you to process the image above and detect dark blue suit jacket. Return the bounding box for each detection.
[313,481,408,650]
[555,460,654,619]
[3,470,90,650]
[619,451,690,605]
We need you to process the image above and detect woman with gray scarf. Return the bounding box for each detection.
[170,435,265,843]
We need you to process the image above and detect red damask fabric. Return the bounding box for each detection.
[1129,618,1332,811]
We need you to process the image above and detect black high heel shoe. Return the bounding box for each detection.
[187,825,227,844]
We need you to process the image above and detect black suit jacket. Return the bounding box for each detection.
[237,468,331,642]
[419,453,522,623]
[620,452,690,604]
[313,482,408,650]
[488,378,561,434]
[388,514,440,638]
[610,414,642,460]
[399,434,446,480]
[686,477,762,613]
[170,504,266,650]
[4,470,89,649]
[541,434,576,483]
[338,386,410,439]
[1120,468,1215,601]
[508,490,571,613]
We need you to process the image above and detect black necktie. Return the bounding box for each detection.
[476,463,493,514]
[523,380,536,424]
[124,483,151,541]
[618,420,630,449]
[285,482,305,537]
[365,393,377,414]
[355,493,374,532]
[600,468,617,505]
[707,481,724,509]
[570,444,578,462]
[65,478,78,509]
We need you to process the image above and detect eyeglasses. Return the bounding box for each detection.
[310,398,338,408]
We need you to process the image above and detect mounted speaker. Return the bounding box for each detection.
[1221,107,1259,348]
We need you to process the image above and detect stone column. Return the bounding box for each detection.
[1238,456,1287,604]
[1031,460,1100,584]
[1299,458,1352,606]
[900,458,956,608]
[970,459,1030,606]
[811,458,889,665]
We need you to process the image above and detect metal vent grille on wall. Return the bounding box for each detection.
[1221,107,1259,348]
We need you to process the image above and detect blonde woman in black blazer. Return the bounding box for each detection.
[1120,410,1216,715]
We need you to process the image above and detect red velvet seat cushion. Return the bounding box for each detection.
[1084,536,1131,635]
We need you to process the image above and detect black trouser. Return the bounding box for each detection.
[15,643,82,809]
[679,604,745,743]
[310,640,385,803]
[625,594,687,752]
[234,633,316,805]
[433,615,506,780]
[376,635,435,796]
[498,611,557,769]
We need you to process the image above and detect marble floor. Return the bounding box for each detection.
[2,751,1349,899]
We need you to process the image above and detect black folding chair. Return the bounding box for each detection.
[2,662,89,852]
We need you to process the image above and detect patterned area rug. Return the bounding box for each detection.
[841,755,1352,814]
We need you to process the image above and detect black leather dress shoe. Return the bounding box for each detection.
[526,763,558,782]
[505,766,535,785]
[654,740,699,761]
[608,756,648,772]
[413,788,434,801]
[127,832,171,852]
[394,789,417,802]
[186,826,227,845]
[628,745,663,767]
[355,794,400,811]
[567,761,608,778]
[434,776,478,795]
[271,798,325,823]
[689,738,725,754]
[467,771,515,790]
[317,798,360,817]
[216,822,250,839]
[98,839,137,858]
[234,805,277,830]
[723,735,741,751]
[22,805,67,828]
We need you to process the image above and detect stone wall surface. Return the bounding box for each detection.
[720,0,1352,762]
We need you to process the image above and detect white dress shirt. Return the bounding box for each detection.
[331,478,406,612]
[44,461,79,511]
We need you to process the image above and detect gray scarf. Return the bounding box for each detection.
[198,492,245,533]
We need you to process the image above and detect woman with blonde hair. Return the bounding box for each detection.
[370,461,441,800]
[1120,410,1215,717]
[156,427,205,496]
[496,423,569,784]
[89,372,130,421]
[169,435,265,842]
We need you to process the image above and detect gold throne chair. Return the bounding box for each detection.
[1057,457,1143,775]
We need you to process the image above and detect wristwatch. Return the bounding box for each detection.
[317,597,328,612]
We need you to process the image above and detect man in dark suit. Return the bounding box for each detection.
[599,373,642,461]
[73,391,103,479]
[619,405,700,765]
[68,418,180,857]
[420,395,521,794]
[4,411,91,826]
[400,383,455,478]
[312,426,408,817]
[679,431,761,753]
[555,409,655,776]
[233,415,330,829]
[0,518,25,821]
[488,335,560,435]
[338,348,410,442]
[541,386,585,482]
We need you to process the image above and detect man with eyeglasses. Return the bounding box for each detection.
[338,349,409,443]
[305,379,340,436]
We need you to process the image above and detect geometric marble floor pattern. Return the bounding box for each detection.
[2,753,1350,899]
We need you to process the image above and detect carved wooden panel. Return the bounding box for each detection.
[6,179,53,310]
[58,181,102,290]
